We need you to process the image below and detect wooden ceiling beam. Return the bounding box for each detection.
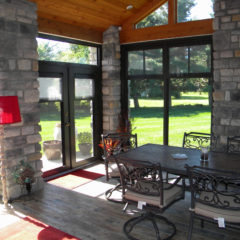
[38,17,102,44]
[120,19,213,44]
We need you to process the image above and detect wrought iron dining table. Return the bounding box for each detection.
[115,143,240,176]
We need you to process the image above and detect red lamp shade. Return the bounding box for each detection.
[0,96,21,124]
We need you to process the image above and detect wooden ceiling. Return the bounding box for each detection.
[29,0,159,43]
[29,0,213,44]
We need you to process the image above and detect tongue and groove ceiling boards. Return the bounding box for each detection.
[29,0,213,44]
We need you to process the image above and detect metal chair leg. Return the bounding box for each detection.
[187,213,194,240]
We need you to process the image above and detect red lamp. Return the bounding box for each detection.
[0,96,21,206]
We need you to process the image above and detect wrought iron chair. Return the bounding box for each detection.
[166,132,214,183]
[227,136,240,154]
[186,165,240,240]
[101,132,137,202]
[115,158,185,240]
[182,132,212,149]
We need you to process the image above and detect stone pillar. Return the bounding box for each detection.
[0,0,43,200]
[212,0,240,150]
[102,26,121,133]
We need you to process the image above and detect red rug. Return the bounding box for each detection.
[0,216,80,240]
[48,169,104,190]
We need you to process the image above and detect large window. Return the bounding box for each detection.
[135,1,168,29]
[124,37,212,147]
[37,37,97,65]
[177,0,214,23]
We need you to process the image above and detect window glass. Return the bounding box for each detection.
[135,1,168,29]
[75,78,93,99]
[169,78,211,147]
[170,47,188,74]
[38,77,62,101]
[170,45,211,74]
[145,49,163,74]
[190,45,211,73]
[128,79,164,146]
[178,0,214,23]
[37,38,97,65]
[128,51,144,75]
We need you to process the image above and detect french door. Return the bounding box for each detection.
[38,61,102,177]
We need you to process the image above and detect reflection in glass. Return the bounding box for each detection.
[128,79,164,146]
[39,102,63,172]
[39,77,62,101]
[170,47,188,74]
[169,78,211,147]
[145,49,163,74]
[37,38,97,65]
[128,51,144,75]
[178,0,214,23]
[74,99,93,162]
[190,45,211,73]
[135,1,168,28]
[75,78,93,99]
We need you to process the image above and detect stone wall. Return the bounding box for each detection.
[0,0,43,200]
[212,0,240,150]
[102,26,121,133]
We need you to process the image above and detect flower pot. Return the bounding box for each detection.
[43,140,62,160]
[78,143,92,155]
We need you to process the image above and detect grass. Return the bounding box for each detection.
[39,92,211,152]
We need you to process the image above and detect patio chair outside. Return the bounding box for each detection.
[186,165,240,240]
[116,158,185,240]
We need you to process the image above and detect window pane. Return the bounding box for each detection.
[169,78,211,147]
[37,38,97,65]
[178,0,214,23]
[136,1,168,28]
[129,79,164,146]
[145,49,163,74]
[190,45,211,73]
[170,47,188,74]
[40,102,63,172]
[38,77,62,101]
[128,51,144,75]
[75,100,93,161]
[75,78,93,99]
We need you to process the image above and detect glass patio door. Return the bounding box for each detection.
[39,62,101,176]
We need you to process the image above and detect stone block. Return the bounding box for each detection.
[220,50,233,58]
[225,91,231,101]
[222,81,236,89]
[4,127,21,138]
[8,59,16,70]
[221,118,231,125]
[23,144,35,154]
[24,89,39,102]
[231,35,238,42]
[102,86,110,95]
[231,119,240,126]
[27,152,41,162]
[235,50,240,57]
[221,16,231,22]
[22,126,35,135]
[232,14,240,21]
[213,31,230,50]
[231,90,240,101]
[26,134,41,144]
[18,59,31,70]
[5,148,23,158]
[220,69,234,76]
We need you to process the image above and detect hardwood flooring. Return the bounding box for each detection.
[1,164,240,240]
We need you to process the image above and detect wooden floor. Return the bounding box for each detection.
[1,164,240,240]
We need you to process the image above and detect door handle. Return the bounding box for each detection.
[65,122,70,127]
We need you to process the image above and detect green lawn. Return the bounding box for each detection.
[39,92,211,151]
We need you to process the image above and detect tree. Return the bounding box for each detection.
[38,42,57,61]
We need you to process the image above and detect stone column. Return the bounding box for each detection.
[0,0,43,200]
[212,0,240,150]
[102,26,121,133]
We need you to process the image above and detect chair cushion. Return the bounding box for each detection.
[108,163,120,178]
[124,182,183,208]
[194,191,240,223]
